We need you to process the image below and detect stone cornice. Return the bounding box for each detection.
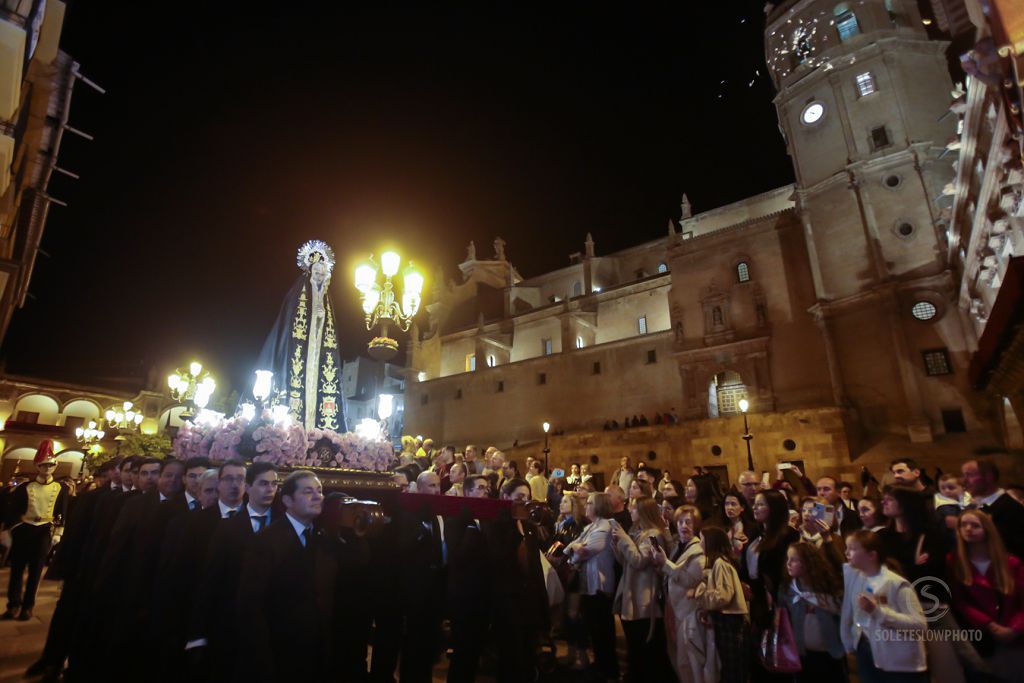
[672,335,771,363]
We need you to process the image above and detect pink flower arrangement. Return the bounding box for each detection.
[251,420,307,466]
[174,417,394,471]
[173,421,213,460]
[306,428,394,472]
[208,416,249,462]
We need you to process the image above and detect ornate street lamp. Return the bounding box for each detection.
[354,251,424,360]
[167,361,216,418]
[739,398,754,471]
[75,420,105,447]
[105,401,144,437]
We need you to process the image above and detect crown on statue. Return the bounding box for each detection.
[296,240,336,273]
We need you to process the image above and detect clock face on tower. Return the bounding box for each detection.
[800,102,825,125]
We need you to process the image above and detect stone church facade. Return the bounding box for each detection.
[404,0,1018,479]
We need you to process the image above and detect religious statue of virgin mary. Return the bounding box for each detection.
[253,240,347,432]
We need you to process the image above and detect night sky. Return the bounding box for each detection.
[2,2,793,395]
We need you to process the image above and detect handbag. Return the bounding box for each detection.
[758,606,802,673]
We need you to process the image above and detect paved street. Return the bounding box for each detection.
[0,568,605,682]
[0,569,57,682]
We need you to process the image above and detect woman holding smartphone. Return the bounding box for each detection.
[610,496,677,681]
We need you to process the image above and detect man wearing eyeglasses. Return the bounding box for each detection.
[1,440,68,621]
[186,462,278,681]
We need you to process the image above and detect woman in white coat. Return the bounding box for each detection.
[566,492,619,680]
[653,504,718,683]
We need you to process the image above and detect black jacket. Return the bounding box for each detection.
[445,510,491,616]
[235,516,337,683]
[483,515,549,629]
[189,505,265,683]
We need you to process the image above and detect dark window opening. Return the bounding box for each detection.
[592,362,602,375]
[455,389,462,400]
[538,373,547,385]
[647,350,657,364]
[870,126,891,150]
[941,408,967,433]
[922,348,952,376]
[420,394,429,406]
[15,411,38,423]
[497,381,504,393]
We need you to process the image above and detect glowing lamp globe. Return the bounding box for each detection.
[403,264,424,295]
[380,251,401,277]
[378,393,394,420]
[738,399,750,413]
[253,370,273,402]
[354,260,377,292]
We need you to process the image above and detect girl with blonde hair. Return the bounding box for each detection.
[611,496,676,680]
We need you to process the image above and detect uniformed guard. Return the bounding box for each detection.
[0,440,68,620]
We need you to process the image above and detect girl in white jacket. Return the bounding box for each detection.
[841,529,928,682]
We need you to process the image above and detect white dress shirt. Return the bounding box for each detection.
[286,512,312,546]
[247,503,271,533]
[218,500,241,519]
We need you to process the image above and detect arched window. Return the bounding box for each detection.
[737,261,751,283]
[657,262,668,274]
[709,371,747,417]
[572,281,583,297]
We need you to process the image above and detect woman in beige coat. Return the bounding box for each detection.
[610,496,678,681]
[654,505,718,683]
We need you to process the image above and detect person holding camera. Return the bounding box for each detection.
[610,496,677,681]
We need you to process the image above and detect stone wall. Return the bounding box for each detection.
[505,406,1022,487]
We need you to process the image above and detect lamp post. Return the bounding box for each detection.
[75,420,105,448]
[167,361,216,418]
[354,251,424,361]
[542,421,551,475]
[104,401,144,438]
[739,398,754,471]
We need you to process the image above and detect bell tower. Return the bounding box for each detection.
[765,0,973,441]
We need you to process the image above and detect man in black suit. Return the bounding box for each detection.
[484,478,550,683]
[117,459,187,677]
[154,460,244,681]
[187,462,276,681]
[27,459,120,678]
[398,471,448,683]
[181,456,212,512]
[82,458,182,680]
[445,475,493,683]
[236,470,335,683]
[321,492,373,682]
[963,458,1024,558]
[817,475,860,538]
[64,456,143,679]
[367,494,406,683]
